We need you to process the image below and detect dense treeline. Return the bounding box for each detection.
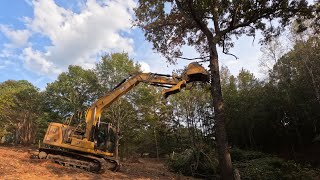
[0,80,47,144]
[224,34,320,157]
[0,33,319,178]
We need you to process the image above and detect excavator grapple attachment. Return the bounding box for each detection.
[162,63,209,98]
[184,62,209,83]
[162,80,186,98]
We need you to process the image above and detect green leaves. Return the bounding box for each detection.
[135,0,315,62]
[96,53,141,92]
[44,65,100,119]
[0,80,43,144]
[222,35,320,152]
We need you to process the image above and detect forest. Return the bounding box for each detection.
[0,31,320,179]
[0,0,320,179]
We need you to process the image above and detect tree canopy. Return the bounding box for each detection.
[135,0,315,62]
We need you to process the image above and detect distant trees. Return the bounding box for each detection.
[221,34,320,156]
[267,34,320,151]
[0,80,43,144]
[168,85,213,149]
[44,65,100,121]
[222,68,263,149]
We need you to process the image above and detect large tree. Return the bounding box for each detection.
[134,0,315,179]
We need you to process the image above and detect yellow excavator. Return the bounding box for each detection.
[33,63,209,173]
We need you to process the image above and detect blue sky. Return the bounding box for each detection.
[0,0,268,89]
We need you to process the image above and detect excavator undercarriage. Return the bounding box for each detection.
[35,147,119,173]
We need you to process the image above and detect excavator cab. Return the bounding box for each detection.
[93,122,116,152]
[61,114,116,153]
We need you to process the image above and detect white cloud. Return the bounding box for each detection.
[0,25,30,47]
[138,61,151,73]
[22,47,62,75]
[0,59,14,69]
[18,0,136,75]
[0,60,15,68]
[0,48,13,58]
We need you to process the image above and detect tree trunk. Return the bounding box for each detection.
[176,116,183,151]
[114,118,120,160]
[209,44,234,180]
[154,127,159,159]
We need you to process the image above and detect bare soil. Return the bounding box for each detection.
[0,146,196,180]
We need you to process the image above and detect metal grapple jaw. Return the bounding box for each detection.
[162,63,209,98]
[162,80,186,98]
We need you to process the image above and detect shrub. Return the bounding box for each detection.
[167,148,219,179]
[231,147,268,161]
[232,148,320,180]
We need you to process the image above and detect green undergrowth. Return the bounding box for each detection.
[232,148,320,180]
[167,147,320,180]
[167,148,219,179]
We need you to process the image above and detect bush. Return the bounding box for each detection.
[232,148,320,180]
[231,147,268,161]
[168,148,320,179]
[234,157,284,180]
[167,148,219,179]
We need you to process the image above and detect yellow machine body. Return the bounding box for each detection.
[43,122,113,157]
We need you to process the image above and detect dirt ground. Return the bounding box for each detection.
[0,146,197,180]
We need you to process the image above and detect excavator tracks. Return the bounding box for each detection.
[37,148,119,173]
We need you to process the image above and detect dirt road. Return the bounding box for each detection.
[0,146,195,180]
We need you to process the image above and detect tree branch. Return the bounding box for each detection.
[175,0,215,43]
[176,56,210,61]
[230,2,240,28]
[221,7,283,36]
[144,21,179,31]
[222,36,238,60]
[211,0,221,34]
[222,49,239,60]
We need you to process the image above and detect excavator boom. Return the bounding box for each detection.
[85,62,209,139]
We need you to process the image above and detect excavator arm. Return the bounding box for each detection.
[84,62,209,140]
